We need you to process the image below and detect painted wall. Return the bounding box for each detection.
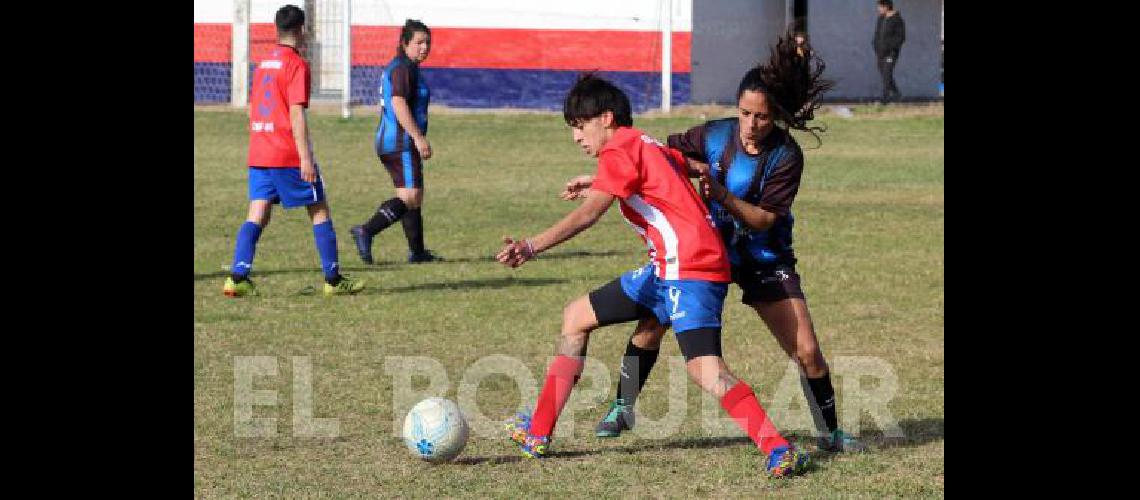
[194,0,693,110]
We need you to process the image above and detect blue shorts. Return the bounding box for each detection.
[248,166,325,208]
[618,263,728,334]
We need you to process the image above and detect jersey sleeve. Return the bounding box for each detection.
[591,148,641,199]
[389,64,412,98]
[285,59,310,107]
[753,148,804,216]
[665,123,708,161]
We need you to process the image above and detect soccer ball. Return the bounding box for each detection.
[402,397,469,462]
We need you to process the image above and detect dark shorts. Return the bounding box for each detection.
[379,149,423,189]
[732,262,806,304]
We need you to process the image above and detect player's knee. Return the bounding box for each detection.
[795,342,824,371]
[797,346,828,377]
[630,326,664,350]
[561,298,597,336]
[397,189,422,208]
[307,202,331,223]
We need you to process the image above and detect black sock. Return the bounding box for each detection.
[362,198,408,236]
[402,208,425,255]
[806,372,839,432]
[615,339,659,405]
[230,273,249,283]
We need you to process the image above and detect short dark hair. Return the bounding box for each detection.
[878,0,894,9]
[275,5,305,34]
[562,73,633,128]
[398,19,431,55]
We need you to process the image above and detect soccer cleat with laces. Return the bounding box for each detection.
[595,398,635,438]
[223,276,258,297]
[817,429,867,453]
[323,275,366,296]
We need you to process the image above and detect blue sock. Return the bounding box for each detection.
[312,220,340,282]
[230,221,263,279]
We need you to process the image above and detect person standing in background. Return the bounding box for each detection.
[873,0,906,103]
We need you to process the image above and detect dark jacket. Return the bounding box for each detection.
[873,12,906,58]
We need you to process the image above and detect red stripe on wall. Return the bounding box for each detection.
[194,23,231,63]
[199,24,692,72]
[352,26,691,72]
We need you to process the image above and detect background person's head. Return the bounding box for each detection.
[877,0,894,15]
[735,32,835,144]
[275,5,306,46]
[562,73,633,158]
[398,19,432,63]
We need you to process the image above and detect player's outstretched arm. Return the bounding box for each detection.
[497,190,615,268]
[560,174,595,201]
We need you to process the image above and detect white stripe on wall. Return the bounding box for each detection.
[195,0,693,31]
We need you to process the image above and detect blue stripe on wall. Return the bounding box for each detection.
[351,67,690,111]
[197,64,691,111]
[194,62,232,103]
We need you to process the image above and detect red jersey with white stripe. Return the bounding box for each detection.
[590,127,731,282]
[247,44,310,167]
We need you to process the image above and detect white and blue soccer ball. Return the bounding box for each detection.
[403,397,469,463]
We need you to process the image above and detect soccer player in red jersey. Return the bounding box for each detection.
[497,74,808,478]
[223,4,364,297]
[591,33,865,453]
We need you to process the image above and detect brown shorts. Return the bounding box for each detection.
[379,149,423,189]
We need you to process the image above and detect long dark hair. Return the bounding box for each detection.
[397,19,431,56]
[737,31,834,143]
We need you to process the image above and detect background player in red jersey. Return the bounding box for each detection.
[223,4,364,297]
[496,74,809,478]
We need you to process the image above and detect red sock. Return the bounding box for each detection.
[528,355,584,438]
[720,381,789,454]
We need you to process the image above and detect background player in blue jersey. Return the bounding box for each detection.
[581,33,865,452]
[350,19,440,264]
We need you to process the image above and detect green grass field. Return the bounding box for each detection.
[194,104,943,497]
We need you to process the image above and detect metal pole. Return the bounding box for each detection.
[232,0,250,108]
[342,0,351,118]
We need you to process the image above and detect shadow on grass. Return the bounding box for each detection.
[442,417,943,467]
[193,265,388,281]
[793,417,945,465]
[856,417,944,450]
[370,277,568,294]
[193,249,636,281]
[439,249,635,264]
[472,417,943,463]
[450,455,526,465]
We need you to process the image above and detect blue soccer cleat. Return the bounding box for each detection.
[349,225,374,265]
[766,445,809,478]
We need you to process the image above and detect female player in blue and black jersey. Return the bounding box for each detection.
[350,19,440,264]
